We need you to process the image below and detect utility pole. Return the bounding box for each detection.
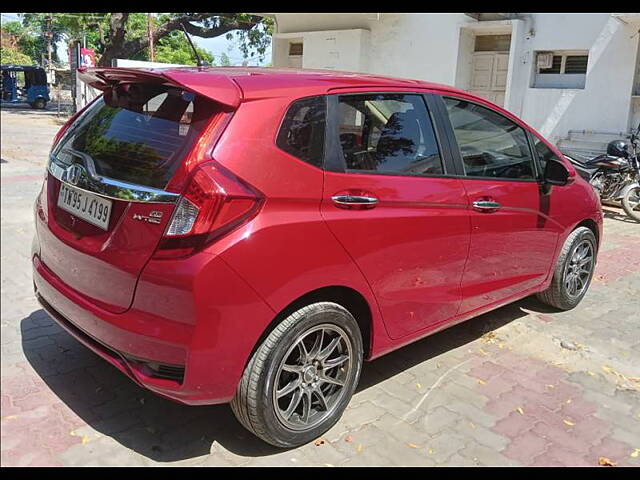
[45,14,53,83]
[148,13,155,62]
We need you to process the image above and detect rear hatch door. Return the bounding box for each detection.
[40,68,238,313]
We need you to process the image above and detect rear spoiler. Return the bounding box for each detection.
[78,67,242,109]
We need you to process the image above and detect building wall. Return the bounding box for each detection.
[506,13,639,143]
[271,13,639,144]
[273,13,475,85]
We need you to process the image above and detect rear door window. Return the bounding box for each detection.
[53,84,217,190]
[336,94,443,176]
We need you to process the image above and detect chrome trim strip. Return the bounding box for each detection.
[48,152,180,204]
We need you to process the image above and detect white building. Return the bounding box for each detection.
[267,13,640,156]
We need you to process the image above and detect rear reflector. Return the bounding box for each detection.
[166,197,200,236]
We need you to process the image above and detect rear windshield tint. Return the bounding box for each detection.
[53,84,218,190]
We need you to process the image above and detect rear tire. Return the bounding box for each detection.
[536,226,597,310]
[621,185,640,222]
[230,302,363,448]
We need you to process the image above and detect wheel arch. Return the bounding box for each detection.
[246,285,374,366]
[575,218,600,250]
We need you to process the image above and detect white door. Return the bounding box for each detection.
[470,52,509,107]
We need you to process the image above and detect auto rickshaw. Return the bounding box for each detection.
[1,64,50,109]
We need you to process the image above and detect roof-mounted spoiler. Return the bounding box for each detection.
[78,67,242,109]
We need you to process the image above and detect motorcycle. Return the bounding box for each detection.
[565,123,640,222]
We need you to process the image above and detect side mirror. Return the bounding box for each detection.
[544,159,570,186]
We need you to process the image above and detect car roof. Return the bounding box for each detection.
[126,66,471,100]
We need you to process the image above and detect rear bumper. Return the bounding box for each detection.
[32,249,275,405]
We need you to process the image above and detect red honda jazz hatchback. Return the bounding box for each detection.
[32,67,603,447]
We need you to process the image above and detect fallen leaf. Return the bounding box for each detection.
[356,444,363,453]
[587,371,596,377]
[631,449,640,458]
[344,435,354,443]
[566,398,572,404]
[598,456,617,466]
[516,407,524,415]
[469,422,476,429]
[478,348,489,356]
[428,448,434,455]
[545,384,555,389]
[314,438,326,446]
[416,383,422,390]
[563,419,575,426]
[1,415,17,421]
[477,379,486,385]
[81,436,91,445]
[407,443,421,449]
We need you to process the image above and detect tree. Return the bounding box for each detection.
[30,13,272,67]
[152,30,214,65]
[0,45,34,65]
[19,14,65,65]
[1,20,39,65]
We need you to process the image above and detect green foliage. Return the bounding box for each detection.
[19,14,65,65]
[0,45,34,65]
[1,20,44,65]
[154,31,214,65]
[226,16,273,62]
[217,52,232,67]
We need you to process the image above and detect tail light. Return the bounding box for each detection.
[153,162,263,259]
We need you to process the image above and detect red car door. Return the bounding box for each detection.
[438,95,563,314]
[320,91,471,340]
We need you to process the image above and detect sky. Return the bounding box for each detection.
[1,13,272,67]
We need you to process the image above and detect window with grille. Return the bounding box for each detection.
[534,51,589,89]
[289,43,303,56]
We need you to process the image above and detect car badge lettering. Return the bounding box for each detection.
[133,211,163,224]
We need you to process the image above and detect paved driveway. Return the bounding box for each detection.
[1,108,639,466]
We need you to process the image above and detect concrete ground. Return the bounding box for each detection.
[1,107,639,466]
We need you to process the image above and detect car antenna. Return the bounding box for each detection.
[180,22,209,67]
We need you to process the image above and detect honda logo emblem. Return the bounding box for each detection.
[65,164,84,186]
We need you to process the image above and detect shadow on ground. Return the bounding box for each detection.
[21,296,551,462]
[602,206,638,224]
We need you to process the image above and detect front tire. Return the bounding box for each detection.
[536,226,597,310]
[230,302,363,448]
[622,185,640,222]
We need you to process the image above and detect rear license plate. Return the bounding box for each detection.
[57,183,112,230]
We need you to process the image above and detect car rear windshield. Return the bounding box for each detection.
[52,83,218,190]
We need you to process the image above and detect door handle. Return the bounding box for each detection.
[331,194,378,209]
[472,200,501,212]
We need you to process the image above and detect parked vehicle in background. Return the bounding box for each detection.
[32,67,603,448]
[1,64,50,109]
[566,123,640,222]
